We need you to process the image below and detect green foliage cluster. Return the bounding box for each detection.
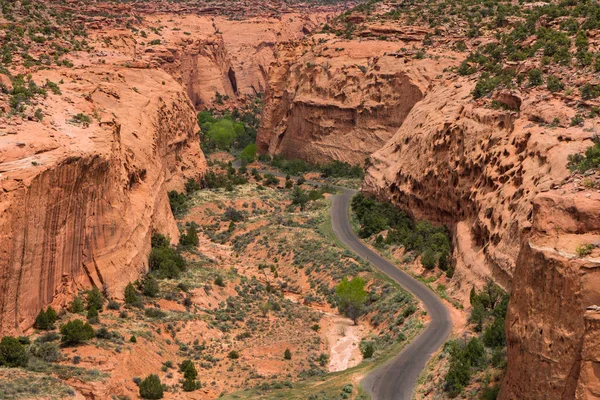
[198,98,261,154]
[567,137,600,172]
[168,190,189,217]
[268,155,363,179]
[351,194,451,271]
[180,359,200,391]
[124,282,142,307]
[0,336,28,368]
[139,374,163,399]
[180,223,199,248]
[60,319,94,346]
[34,306,57,330]
[444,280,508,397]
[335,276,368,324]
[202,167,248,190]
[149,233,186,279]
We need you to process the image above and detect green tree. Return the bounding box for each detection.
[359,339,375,358]
[139,374,164,399]
[142,275,159,297]
[421,248,437,270]
[0,336,28,367]
[336,276,368,325]
[240,143,257,164]
[86,287,105,311]
[180,223,199,248]
[124,283,141,307]
[86,307,99,323]
[34,309,50,330]
[181,360,199,392]
[46,306,57,324]
[284,348,292,360]
[70,296,85,313]
[528,69,543,86]
[207,119,237,150]
[291,186,309,211]
[60,319,94,345]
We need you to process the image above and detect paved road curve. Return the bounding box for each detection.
[330,188,452,400]
[233,161,452,399]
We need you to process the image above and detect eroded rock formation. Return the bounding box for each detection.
[257,38,454,165]
[362,77,600,397]
[0,68,206,334]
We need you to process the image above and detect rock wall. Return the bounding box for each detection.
[150,13,330,108]
[0,67,206,334]
[362,75,600,397]
[257,39,452,165]
[501,191,600,400]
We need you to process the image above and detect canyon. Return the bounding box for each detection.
[2,0,600,399]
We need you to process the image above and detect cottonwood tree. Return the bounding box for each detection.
[335,276,368,325]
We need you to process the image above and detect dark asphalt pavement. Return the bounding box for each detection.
[330,188,452,400]
[232,161,452,399]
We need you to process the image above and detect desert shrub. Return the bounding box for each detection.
[444,337,485,397]
[168,190,188,217]
[143,275,160,297]
[320,160,363,178]
[60,319,94,345]
[29,341,60,363]
[359,339,375,358]
[139,374,163,399]
[107,300,120,310]
[222,207,246,222]
[145,308,166,319]
[567,137,600,172]
[528,68,543,86]
[86,307,99,323]
[240,143,257,164]
[70,296,85,313]
[180,223,199,248]
[34,309,51,330]
[576,243,594,257]
[284,348,292,360]
[483,317,506,348]
[124,283,141,307]
[85,287,105,311]
[149,235,186,279]
[421,248,437,270]
[0,336,28,367]
[546,75,564,92]
[184,178,201,194]
[214,276,225,287]
[228,350,240,359]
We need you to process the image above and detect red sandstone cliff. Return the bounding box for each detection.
[0,67,206,334]
[257,38,454,165]
[362,75,600,397]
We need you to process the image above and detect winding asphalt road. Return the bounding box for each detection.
[330,188,452,400]
[233,161,452,399]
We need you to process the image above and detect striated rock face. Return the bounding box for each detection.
[151,13,330,108]
[0,67,206,334]
[257,39,453,165]
[362,76,600,397]
[502,191,600,400]
[577,309,600,399]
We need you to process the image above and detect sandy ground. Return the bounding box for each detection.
[326,314,364,372]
